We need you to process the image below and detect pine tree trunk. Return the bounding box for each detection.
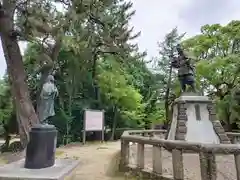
[110,105,118,141]
[0,1,39,148]
[165,65,173,122]
[1,36,39,148]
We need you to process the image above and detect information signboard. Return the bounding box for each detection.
[85,110,103,131]
[82,109,104,144]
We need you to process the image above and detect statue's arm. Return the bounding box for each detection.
[180,57,191,66]
[184,58,196,73]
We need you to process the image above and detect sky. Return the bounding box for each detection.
[1,0,240,77]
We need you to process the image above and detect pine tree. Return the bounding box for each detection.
[156,28,185,123]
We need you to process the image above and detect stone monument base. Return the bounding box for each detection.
[166,92,230,144]
[0,158,80,180]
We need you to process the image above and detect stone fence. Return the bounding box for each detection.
[120,130,240,180]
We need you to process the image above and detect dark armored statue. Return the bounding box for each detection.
[171,44,196,93]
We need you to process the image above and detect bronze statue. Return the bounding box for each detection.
[171,44,196,93]
[37,75,58,124]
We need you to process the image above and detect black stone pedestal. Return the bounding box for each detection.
[24,124,57,169]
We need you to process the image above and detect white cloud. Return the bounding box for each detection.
[1,0,240,77]
[129,0,191,59]
[130,0,240,61]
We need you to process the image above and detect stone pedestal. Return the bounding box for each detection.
[0,159,80,180]
[0,124,80,179]
[166,93,230,144]
[25,124,57,169]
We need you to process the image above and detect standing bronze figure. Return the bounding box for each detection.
[171,44,196,93]
[37,75,58,124]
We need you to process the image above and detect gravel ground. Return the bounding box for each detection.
[129,144,237,180]
[0,141,237,179]
[55,142,238,180]
[57,141,127,180]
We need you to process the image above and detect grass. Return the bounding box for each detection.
[55,150,65,157]
[0,158,7,165]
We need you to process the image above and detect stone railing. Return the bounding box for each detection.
[120,130,240,180]
[227,132,240,144]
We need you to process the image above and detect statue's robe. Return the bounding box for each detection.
[38,82,58,123]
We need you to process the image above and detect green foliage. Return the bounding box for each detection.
[13,0,161,144]
[154,28,185,124]
[98,57,145,125]
[183,20,240,130]
[153,21,240,131]
[5,0,240,146]
[0,80,13,128]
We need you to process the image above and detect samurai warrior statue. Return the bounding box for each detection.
[171,44,196,93]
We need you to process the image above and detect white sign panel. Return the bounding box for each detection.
[85,110,104,131]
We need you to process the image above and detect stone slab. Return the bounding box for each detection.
[185,103,220,144]
[175,94,210,103]
[0,158,80,180]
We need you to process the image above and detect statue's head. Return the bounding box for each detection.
[46,75,55,83]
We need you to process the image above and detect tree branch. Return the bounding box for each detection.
[97,51,119,55]
[54,0,71,6]
[89,13,105,28]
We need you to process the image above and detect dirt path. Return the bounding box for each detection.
[129,145,237,180]
[57,141,127,180]
[0,140,236,179]
[57,142,237,180]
